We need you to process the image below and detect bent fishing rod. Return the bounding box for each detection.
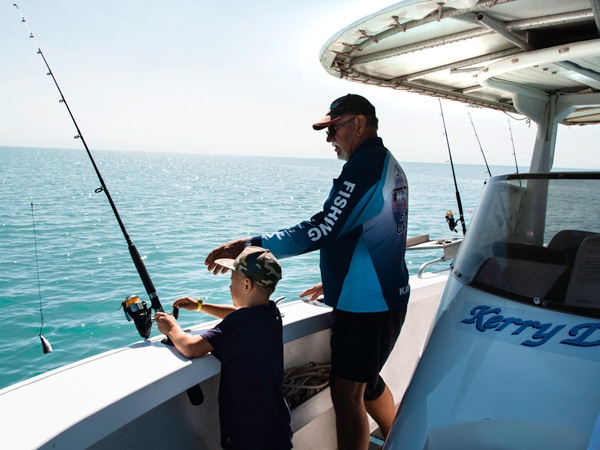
[438,99,467,236]
[14,4,175,339]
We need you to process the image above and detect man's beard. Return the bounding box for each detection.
[335,144,349,161]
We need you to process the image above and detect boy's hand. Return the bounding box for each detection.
[173,296,201,311]
[154,311,178,335]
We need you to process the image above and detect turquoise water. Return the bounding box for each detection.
[0,146,502,390]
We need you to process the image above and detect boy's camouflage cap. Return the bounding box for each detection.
[215,246,282,287]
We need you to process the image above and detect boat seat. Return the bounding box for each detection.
[564,234,600,308]
[497,258,568,299]
[548,229,598,266]
[473,243,569,301]
[492,241,567,265]
[473,257,502,286]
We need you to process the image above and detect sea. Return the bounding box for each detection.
[0,146,511,390]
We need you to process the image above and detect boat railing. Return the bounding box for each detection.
[406,234,462,278]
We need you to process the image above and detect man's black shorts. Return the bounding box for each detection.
[330,306,407,399]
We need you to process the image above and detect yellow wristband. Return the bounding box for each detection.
[196,299,203,311]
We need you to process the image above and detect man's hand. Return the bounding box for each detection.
[299,282,324,301]
[204,238,246,274]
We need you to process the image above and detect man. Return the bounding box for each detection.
[156,247,292,450]
[205,94,410,449]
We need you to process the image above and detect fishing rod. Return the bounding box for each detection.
[466,108,492,177]
[438,99,467,236]
[507,117,520,174]
[14,4,175,340]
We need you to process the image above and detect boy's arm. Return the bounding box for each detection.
[155,312,214,359]
[173,296,236,319]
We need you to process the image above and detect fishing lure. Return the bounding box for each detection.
[31,200,52,354]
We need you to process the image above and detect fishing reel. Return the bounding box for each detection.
[122,296,202,404]
[445,210,460,233]
[122,294,179,341]
[122,295,153,339]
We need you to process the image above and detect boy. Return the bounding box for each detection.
[155,246,293,450]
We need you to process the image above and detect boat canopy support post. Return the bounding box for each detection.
[518,91,600,172]
[477,38,600,172]
[478,73,557,171]
[522,92,559,173]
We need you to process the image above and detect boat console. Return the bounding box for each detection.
[455,172,600,318]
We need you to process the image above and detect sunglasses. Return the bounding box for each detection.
[326,116,356,138]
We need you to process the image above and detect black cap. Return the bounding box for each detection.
[312,94,376,130]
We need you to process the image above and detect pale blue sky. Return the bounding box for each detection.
[1,0,597,168]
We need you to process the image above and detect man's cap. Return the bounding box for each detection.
[215,246,282,287]
[312,94,376,130]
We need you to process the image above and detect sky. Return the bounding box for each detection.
[1,0,598,169]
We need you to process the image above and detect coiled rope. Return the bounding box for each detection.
[282,362,331,409]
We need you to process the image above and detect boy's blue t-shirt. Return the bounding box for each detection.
[202,301,292,450]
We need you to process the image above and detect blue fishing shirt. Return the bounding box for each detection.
[252,137,410,312]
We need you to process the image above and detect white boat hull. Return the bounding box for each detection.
[385,276,600,449]
[0,271,449,449]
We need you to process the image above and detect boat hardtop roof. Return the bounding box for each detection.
[319,0,600,126]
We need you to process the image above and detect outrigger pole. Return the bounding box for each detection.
[438,99,467,236]
[14,4,170,339]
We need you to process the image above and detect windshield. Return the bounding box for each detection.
[453,172,600,318]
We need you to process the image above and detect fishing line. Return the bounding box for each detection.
[438,99,467,236]
[31,200,53,354]
[14,4,176,340]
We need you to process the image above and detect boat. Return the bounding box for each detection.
[317,0,600,448]
[0,243,452,449]
[0,5,457,446]
[2,0,599,449]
